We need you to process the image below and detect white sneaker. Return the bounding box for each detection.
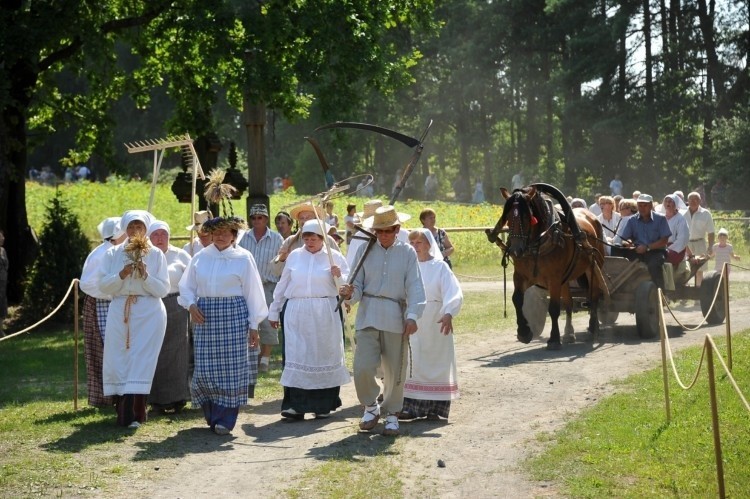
[383,414,399,436]
[359,403,380,431]
[128,421,141,429]
[214,424,230,435]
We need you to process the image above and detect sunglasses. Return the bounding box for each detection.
[374,227,398,234]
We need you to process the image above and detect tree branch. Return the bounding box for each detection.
[38,2,173,72]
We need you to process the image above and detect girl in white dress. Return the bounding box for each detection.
[401,228,463,420]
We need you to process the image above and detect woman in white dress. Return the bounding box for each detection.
[268,219,351,420]
[99,210,170,428]
[401,228,463,421]
[178,216,267,435]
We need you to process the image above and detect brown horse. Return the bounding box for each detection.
[486,184,607,350]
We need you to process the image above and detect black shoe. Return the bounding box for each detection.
[281,408,304,420]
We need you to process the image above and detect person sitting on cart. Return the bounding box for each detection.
[615,193,671,290]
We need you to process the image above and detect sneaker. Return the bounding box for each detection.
[214,424,230,435]
[281,408,304,420]
[314,411,331,419]
[383,414,400,436]
[259,357,270,373]
[128,421,141,429]
[359,403,380,431]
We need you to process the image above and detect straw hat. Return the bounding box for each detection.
[289,202,325,221]
[357,199,383,219]
[186,210,213,231]
[362,206,411,229]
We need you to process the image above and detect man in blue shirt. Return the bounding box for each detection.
[618,193,671,289]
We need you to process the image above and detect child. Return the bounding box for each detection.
[325,201,339,229]
[712,227,740,273]
[343,203,358,245]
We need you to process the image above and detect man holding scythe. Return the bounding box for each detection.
[338,206,425,436]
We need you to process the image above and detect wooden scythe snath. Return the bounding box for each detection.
[124,134,205,227]
[315,120,434,311]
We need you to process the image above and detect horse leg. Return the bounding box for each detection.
[587,280,600,340]
[562,285,576,344]
[512,287,533,344]
[546,285,562,351]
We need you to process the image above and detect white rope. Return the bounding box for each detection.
[0,279,79,342]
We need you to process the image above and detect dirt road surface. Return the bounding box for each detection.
[121,273,749,498]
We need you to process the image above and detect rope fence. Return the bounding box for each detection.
[657,261,750,498]
[0,278,83,410]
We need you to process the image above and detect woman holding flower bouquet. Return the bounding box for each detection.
[99,210,170,428]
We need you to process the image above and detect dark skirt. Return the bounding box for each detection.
[149,294,190,409]
[281,386,342,415]
[115,394,147,426]
[82,295,113,408]
[401,397,451,419]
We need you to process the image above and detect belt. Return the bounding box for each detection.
[363,293,404,305]
[689,238,704,242]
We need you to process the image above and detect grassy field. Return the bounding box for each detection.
[25,179,506,265]
[524,332,750,497]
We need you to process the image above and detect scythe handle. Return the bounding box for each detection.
[336,229,377,312]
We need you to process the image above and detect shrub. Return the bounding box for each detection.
[21,191,90,325]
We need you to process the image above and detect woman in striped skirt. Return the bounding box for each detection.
[79,216,125,408]
[178,216,268,435]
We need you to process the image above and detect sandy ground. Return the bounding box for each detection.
[117,273,749,498]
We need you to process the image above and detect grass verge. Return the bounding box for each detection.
[524,331,750,497]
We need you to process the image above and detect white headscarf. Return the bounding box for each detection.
[120,210,154,233]
[147,219,171,237]
[411,228,443,261]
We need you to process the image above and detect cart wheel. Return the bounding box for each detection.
[598,306,619,325]
[699,272,726,325]
[635,281,659,339]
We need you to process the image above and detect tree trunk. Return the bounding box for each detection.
[696,0,727,116]
[643,0,657,179]
[0,103,38,304]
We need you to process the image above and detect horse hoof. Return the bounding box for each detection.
[546,342,562,351]
[562,334,576,344]
[517,332,533,344]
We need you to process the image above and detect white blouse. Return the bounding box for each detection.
[163,245,191,293]
[98,240,170,299]
[178,244,268,330]
[268,246,349,322]
[80,242,113,299]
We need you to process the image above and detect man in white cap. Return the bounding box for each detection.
[239,203,284,372]
[618,193,671,289]
[339,205,426,436]
[79,216,126,408]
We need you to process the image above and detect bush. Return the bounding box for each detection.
[21,191,90,325]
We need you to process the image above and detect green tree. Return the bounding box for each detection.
[20,192,89,325]
[1,1,436,302]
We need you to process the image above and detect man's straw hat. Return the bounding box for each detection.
[356,199,383,219]
[289,202,325,221]
[186,210,213,231]
[362,205,411,230]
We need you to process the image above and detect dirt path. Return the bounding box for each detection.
[121,274,750,498]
